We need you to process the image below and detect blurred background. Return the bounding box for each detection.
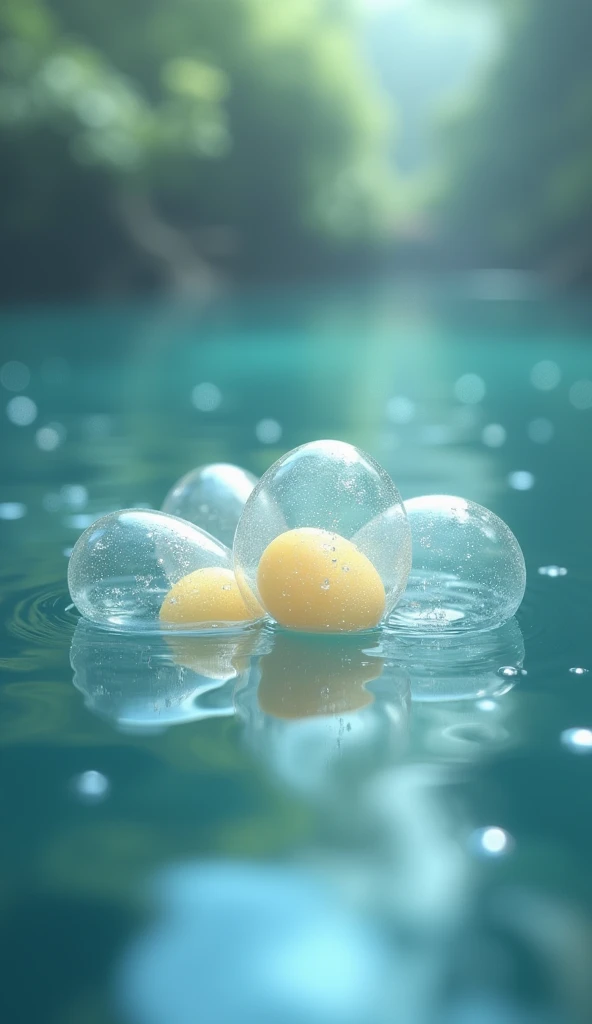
[2,0,591,303]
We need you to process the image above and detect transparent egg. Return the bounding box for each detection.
[162,463,258,547]
[68,508,258,632]
[233,440,411,633]
[391,495,526,633]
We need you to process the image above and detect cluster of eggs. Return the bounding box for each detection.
[68,440,526,635]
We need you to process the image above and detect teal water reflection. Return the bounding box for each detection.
[1,287,592,1023]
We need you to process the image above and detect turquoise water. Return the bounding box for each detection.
[1,286,592,1023]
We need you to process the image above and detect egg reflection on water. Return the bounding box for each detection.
[235,632,410,797]
[390,618,525,704]
[234,440,411,633]
[68,509,259,632]
[161,463,257,547]
[70,619,260,732]
[391,495,526,634]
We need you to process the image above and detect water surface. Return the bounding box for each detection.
[1,285,592,1023]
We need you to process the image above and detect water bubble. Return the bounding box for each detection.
[6,395,37,426]
[569,380,592,410]
[508,471,535,491]
[36,425,62,451]
[561,728,592,753]
[569,667,589,676]
[0,502,26,520]
[71,769,110,803]
[0,360,30,392]
[60,484,88,509]
[469,826,514,857]
[386,395,416,424]
[538,565,567,577]
[255,418,282,445]
[482,423,506,448]
[498,665,519,678]
[528,417,554,444]
[454,374,486,404]
[191,382,221,412]
[530,360,561,391]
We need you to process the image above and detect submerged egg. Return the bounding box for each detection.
[391,495,526,633]
[68,508,258,632]
[234,440,411,633]
[162,463,257,547]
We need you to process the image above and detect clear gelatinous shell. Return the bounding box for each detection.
[391,495,526,634]
[68,508,255,632]
[233,440,412,633]
[162,463,257,547]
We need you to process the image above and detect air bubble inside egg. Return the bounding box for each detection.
[391,495,526,634]
[162,463,257,547]
[68,508,256,632]
[233,440,411,633]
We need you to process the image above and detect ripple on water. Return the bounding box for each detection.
[7,583,79,648]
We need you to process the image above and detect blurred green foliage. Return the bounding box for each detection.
[0,0,395,298]
[440,0,592,283]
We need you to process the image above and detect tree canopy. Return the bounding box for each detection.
[0,0,396,298]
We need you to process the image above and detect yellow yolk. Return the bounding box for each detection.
[257,636,381,718]
[257,527,385,632]
[160,567,254,626]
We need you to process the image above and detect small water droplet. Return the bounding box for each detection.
[538,565,568,577]
[569,667,589,676]
[561,727,592,753]
[498,666,519,678]
[342,565,350,572]
[222,584,232,591]
[321,579,330,590]
[469,826,513,857]
[508,470,535,491]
